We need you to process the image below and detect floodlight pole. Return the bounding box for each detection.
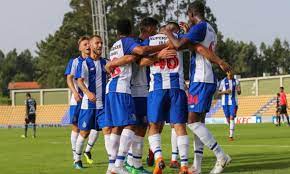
[91,0,109,58]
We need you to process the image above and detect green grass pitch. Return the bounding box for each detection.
[1,123,290,174]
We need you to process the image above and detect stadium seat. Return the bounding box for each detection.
[0,105,69,125]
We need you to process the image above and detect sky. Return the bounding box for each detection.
[0,0,290,55]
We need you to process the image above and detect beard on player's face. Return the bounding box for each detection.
[91,45,102,55]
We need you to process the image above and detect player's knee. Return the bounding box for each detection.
[102,127,111,135]
[135,126,147,137]
[188,112,202,123]
[111,127,122,135]
[148,123,160,135]
[80,130,90,138]
[72,124,79,132]
[173,124,187,136]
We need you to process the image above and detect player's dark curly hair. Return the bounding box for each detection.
[116,19,132,36]
[139,17,159,32]
[188,0,205,17]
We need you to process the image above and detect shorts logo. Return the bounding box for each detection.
[82,121,87,128]
[131,114,136,121]
[188,94,198,105]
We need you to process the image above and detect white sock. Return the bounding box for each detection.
[177,135,189,167]
[194,134,204,173]
[188,122,225,160]
[148,134,162,160]
[115,129,135,167]
[229,120,235,138]
[109,134,120,169]
[171,128,178,161]
[132,135,144,168]
[104,134,111,156]
[85,129,99,153]
[71,131,79,160]
[127,145,134,166]
[75,135,85,162]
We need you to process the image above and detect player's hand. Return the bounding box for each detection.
[157,47,177,59]
[226,89,232,94]
[87,92,96,102]
[179,22,190,33]
[105,62,114,73]
[73,92,81,102]
[219,60,232,73]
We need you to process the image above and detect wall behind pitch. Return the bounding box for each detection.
[258,78,280,95]
[15,92,40,106]
[43,91,68,105]
[240,80,256,96]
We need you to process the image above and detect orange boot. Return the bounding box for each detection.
[179,166,193,174]
[153,157,165,174]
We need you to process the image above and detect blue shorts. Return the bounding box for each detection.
[105,92,136,127]
[78,109,106,131]
[147,89,187,124]
[223,105,238,118]
[96,109,106,130]
[133,97,148,126]
[188,82,216,113]
[78,109,95,131]
[69,102,81,124]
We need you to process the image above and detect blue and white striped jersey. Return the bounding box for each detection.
[106,37,140,94]
[219,78,240,106]
[148,34,185,92]
[75,57,107,109]
[183,21,217,84]
[64,56,86,105]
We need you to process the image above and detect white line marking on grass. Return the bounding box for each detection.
[221,144,290,148]
[50,141,62,144]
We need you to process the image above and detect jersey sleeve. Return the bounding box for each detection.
[183,22,207,44]
[122,37,140,55]
[75,61,87,79]
[64,58,74,75]
[141,38,150,46]
[236,79,240,87]
[219,79,224,91]
[70,59,79,76]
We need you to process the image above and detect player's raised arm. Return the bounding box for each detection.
[164,30,190,50]
[105,55,139,73]
[132,44,168,56]
[193,44,231,73]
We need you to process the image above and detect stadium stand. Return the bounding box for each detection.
[208,95,275,118]
[0,105,68,126]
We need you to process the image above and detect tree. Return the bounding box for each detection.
[0,49,35,95]
[35,0,93,88]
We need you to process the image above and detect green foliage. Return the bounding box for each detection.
[35,0,92,88]
[0,0,290,92]
[0,49,35,96]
